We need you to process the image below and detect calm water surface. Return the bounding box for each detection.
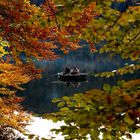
[18,47,139,114]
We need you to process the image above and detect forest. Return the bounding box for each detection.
[0,0,140,139]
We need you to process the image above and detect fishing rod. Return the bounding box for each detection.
[45,72,61,81]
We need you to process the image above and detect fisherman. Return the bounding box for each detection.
[71,66,80,74]
[64,66,71,74]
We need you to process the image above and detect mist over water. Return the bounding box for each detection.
[18,47,140,114]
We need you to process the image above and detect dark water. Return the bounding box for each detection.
[18,47,140,114]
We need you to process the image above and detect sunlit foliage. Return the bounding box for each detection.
[0,0,82,134]
[0,0,140,139]
[43,0,140,139]
[46,79,140,139]
[0,61,41,132]
[0,0,81,62]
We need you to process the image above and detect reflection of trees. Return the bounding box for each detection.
[36,46,130,75]
[46,79,140,139]
[18,71,139,114]
[65,81,81,87]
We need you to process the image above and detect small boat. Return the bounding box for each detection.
[59,72,87,81]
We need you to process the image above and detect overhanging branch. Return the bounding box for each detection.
[103,0,131,34]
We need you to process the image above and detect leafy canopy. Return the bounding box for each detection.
[0,0,80,132]
[42,0,140,139]
[46,79,140,139]
[0,0,140,139]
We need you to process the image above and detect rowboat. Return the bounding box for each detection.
[59,72,87,81]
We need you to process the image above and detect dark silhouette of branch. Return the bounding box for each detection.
[45,0,60,30]
[0,7,14,23]
[103,0,131,35]
[114,103,140,122]
[129,30,140,44]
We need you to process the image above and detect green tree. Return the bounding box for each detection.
[46,80,140,139]
[44,0,140,139]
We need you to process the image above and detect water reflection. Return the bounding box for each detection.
[65,81,81,87]
[17,47,140,114]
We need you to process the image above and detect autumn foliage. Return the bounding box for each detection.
[0,0,83,61]
[0,0,83,132]
[0,0,140,139]
[47,79,140,139]
[41,0,140,139]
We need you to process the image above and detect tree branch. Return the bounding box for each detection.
[103,0,131,34]
[114,103,140,122]
[129,30,140,44]
[45,0,60,30]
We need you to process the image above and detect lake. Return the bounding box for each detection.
[18,46,140,114]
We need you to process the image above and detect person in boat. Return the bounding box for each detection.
[71,66,80,74]
[64,66,71,74]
